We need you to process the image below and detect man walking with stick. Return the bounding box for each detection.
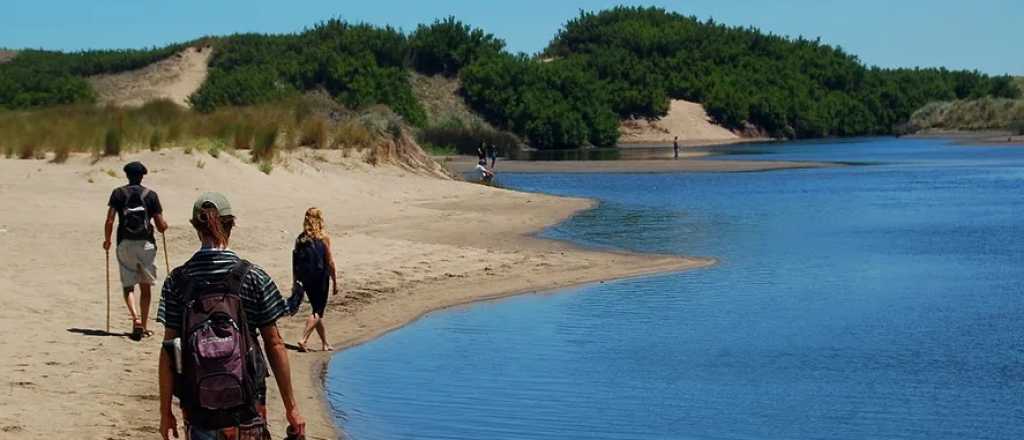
[103,161,168,341]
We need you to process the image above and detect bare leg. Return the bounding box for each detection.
[315,320,330,351]
[298,314,319,351]
[123,288,139,326]
[139,283,152,333]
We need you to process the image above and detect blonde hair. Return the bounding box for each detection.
[303,207,328,240]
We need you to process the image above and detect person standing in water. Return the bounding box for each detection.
[103,161,168,340]
[673,136,680,160]
[157,192,305,439]
[292,208,339,352]
[487,142,497,169]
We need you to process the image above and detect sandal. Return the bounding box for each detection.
[296,341,310,352]
[130,321,144,341]
[143,330,154,338]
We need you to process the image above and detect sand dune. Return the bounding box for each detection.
[87,47,212,108]
[620,99,745,144]
[0,150,708,439]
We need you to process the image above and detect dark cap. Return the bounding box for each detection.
[123,161,148,177]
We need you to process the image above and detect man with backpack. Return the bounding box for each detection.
[103,161,168,341]
[158,192,305,439]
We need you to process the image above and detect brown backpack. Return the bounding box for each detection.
[175,260,266,429]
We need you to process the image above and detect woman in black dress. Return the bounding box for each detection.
[293,207,338,352]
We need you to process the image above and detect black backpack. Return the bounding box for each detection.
[174,261,267,429]
[120,186,151,239]
[292,235,326,282]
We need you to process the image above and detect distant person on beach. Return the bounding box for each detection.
[475,159,495,183]
[289,207,339,352]
[487,143,497,168]
[103,161,168,341]
[673,136,679,159]
[157,192,305,439]
[477,142,487,162]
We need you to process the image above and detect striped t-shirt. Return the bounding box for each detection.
[157,249,287,334]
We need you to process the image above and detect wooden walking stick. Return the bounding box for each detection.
[105,248,111,333]
[161,232,170,274]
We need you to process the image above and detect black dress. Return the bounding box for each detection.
[293,234,330,316]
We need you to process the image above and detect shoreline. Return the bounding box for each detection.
[445,155,839,174]
[905,129,1024,146]
[0,149,711,439]
[289,202,713,439]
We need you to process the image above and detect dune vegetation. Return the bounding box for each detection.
[0,94,417,173]
[1,7,1020,153]
[907,98,1024,133]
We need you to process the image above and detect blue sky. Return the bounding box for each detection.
[4,1,1021,75]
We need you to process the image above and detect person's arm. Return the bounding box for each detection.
[103,207,116,250]
[324,237,338,295]
[261,324,306,434]
[150,192,168,233]
[153,213,169,234]
[159,328,180,440]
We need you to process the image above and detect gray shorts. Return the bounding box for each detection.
[116,240,157,289]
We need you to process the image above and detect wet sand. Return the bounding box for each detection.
[444,155,839,174]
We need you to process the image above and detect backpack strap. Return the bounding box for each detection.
[227,259,253,296]
[171,266,194,333]
[119,185,149,207]
[119,186,131,205]
[140,187,151,209]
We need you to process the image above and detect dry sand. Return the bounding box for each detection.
[87,47,212,108]
[0,149,710,439]
[619,99,765,145]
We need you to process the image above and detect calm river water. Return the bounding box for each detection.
[327,138,1024,439]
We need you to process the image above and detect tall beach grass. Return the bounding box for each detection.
[908,97,1024,133]
[0,95,399,162]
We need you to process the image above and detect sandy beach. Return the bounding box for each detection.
[0,149,711,439]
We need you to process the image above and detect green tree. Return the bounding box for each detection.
[409,17,504,77]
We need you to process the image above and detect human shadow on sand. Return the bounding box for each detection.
[67,328,130,338]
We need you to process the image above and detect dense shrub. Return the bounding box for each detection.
[417,121,521,156]
[527,6,1021,138]
[409,17,505,77]
[190,20,427,125]
[4,10,1020,150]
[0,44,191,109]
[462,54,619,148]
[908,98,1024,132]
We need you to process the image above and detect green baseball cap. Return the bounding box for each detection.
[192,192,233,220]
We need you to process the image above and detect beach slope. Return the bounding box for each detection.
[0,150,708,439]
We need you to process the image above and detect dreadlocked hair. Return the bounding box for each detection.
[191,203,235,248]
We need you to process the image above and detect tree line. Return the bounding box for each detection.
[1,8,1019,149]
[529,7,1018,140]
